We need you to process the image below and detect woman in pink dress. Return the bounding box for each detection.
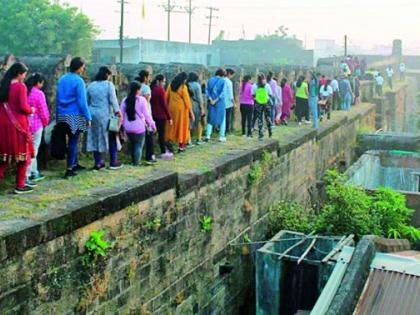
[278,78,294,125]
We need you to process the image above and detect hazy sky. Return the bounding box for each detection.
[66,0,419,51]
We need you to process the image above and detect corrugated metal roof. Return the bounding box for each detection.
[354,269,420,315]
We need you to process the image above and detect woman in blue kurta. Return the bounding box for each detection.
[205,68,227,142]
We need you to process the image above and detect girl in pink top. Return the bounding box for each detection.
[26,73,50,183]
[278,78,294,125]
[239,75,254,137]
[121,82,156,166]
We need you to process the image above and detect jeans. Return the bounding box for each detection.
[340,93,352,111]
[127,133,145,166]
[155,119,170,154]
[93,132,118,166]
[308,96,319,129]
[206,115,226,139]
[67,131,80,170]
[240,104,253,136]
[271,104,277,124]
[295,97,309,122]
[254,104,272,138]
[225,107,234,133]
[27,128,43,178]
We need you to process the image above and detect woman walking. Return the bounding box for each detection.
[187,72,205,145]
[308,72,319,129]
[165,72,194,152]
[56,57,92,178]
[0,62,35,194]
[239,75,254,137]
[85,66,122,171]
[278,78,294,125]
[252,73,273,140]
[121,82,156,166]
[294,76,309,125]
[25,73,50,183]
[151,74,173,159]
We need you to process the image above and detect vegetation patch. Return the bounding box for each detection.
[200,215,213,233]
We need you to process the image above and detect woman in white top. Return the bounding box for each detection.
[319,80,333,121]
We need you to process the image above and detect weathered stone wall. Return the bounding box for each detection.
[0,104,376,315]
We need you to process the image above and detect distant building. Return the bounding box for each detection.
[93,38,220,66]
[314,39,343,63]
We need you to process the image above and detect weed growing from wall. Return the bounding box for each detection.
[200,215,213,232]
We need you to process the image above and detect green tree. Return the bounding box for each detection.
[0,0,97,58]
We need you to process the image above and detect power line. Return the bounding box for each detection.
[184,0,199,43]
[205,6,219,45]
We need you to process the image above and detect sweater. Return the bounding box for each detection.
[151,85,171,121]
[121,96,156,134]
[28,87,50,133]
[56,73,91,121]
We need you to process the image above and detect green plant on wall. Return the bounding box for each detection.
[243,233,252,243]
[82,230,111,266]
[146,216,161,232]
[200,215,213,232]
[248,164,263,185]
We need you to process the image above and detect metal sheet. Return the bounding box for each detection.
[354,269,420,315]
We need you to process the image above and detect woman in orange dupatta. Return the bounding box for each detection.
[165,72,195,152]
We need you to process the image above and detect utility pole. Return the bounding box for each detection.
[186,0,195,43]
[118,0,128,64]
[205,7,219,45]
[160,0,181,41]
[344,35,348,57]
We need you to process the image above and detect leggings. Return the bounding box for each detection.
[0,160,28,189]
[67,131,81,170]
[240,104,253,136]
[295,97,309,122]
[145,130,155,161]
[93,132,118,166]
[155,119,171,154]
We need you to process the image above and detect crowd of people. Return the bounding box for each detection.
[0,57,369,194]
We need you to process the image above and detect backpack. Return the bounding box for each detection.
[255,85,269,104]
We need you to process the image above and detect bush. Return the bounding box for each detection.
[268,201,315,237]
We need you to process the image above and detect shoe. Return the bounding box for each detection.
[219,137,227,142]
[242,134,247,138]
[259,137,264,141]
[109,162,124,170]
[160,152,174,160]
[30,173,45,182]
[93,163,106,171]
[25,179,38,188]
[298,122,302,126]
[146,159,158,165]
[304,120,311,125]
[247,135,253,139]
[197,140,205,145]
[204,137,210,143]
[64,169,78,178]
[14,186,34,195]
[73,164,86,172]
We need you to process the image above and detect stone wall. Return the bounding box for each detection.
[0,104,376,314]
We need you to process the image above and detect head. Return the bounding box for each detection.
[0,62,28,102]
[280,78,288,88]
[70,57,85,74]
[241,75,252,91]
[126,81,141,122]
[267,71,274,82]
[324,80,332,91]
[257,73,266,87]
[171,72,188,92]
[226,68,235,79]
[187,72,199,83]
[215,68,226,77]
[137,70,150,84]
[296,75,305,88]
[25,73,45,95]
[95,66,111,81]
[150,74,166,89]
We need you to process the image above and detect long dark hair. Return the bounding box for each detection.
[324,80,332,92]
[187,72,199,84]
[171,72,188,92]
[25,73,45,95]
[0,62,28,102]
[257,73,266,88]
[280,78,288,88]
[296,75,305,88]
[150,74,165,89]
[267,71,274,82]
[126,81,141,122]
[95,66,111,81]
[242,75,252,92]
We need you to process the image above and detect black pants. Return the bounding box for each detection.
[295,97,309,122]
[240,104,253,136]
[145,130,154,161]
[254,104,272,138]
[225,107,234,133]
[155,119,171,154]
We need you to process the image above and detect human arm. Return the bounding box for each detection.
[182,85,195,121]
[18,83,33,115]
[108,82,121,116]
[76,78,92,121]
[37,90,50,127]
[159,86,171,121]
[139,97,156,131]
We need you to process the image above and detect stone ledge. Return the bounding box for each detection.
[0,169,178,261]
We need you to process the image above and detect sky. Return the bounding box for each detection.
[65,0,420,53]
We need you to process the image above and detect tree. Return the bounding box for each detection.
[0,0,97,58]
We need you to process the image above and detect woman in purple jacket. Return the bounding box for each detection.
[121,82,156,166]
[239,75,254,137]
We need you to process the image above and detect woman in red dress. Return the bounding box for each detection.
[0,62,35,194]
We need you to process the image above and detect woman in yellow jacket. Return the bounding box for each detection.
[165,72,195,152]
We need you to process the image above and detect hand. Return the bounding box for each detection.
[31,107,36,114]
[87,121,92,128]
[169,119,173,126]
[190,112,195,122]
[115,111,122,117]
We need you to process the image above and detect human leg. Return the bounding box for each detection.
[309,96,319,129]
[27,128,43,178]
[67,131,80,170]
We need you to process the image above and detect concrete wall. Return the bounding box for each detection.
[0,104,376,314]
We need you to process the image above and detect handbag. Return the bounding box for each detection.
[107,81,120,132]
